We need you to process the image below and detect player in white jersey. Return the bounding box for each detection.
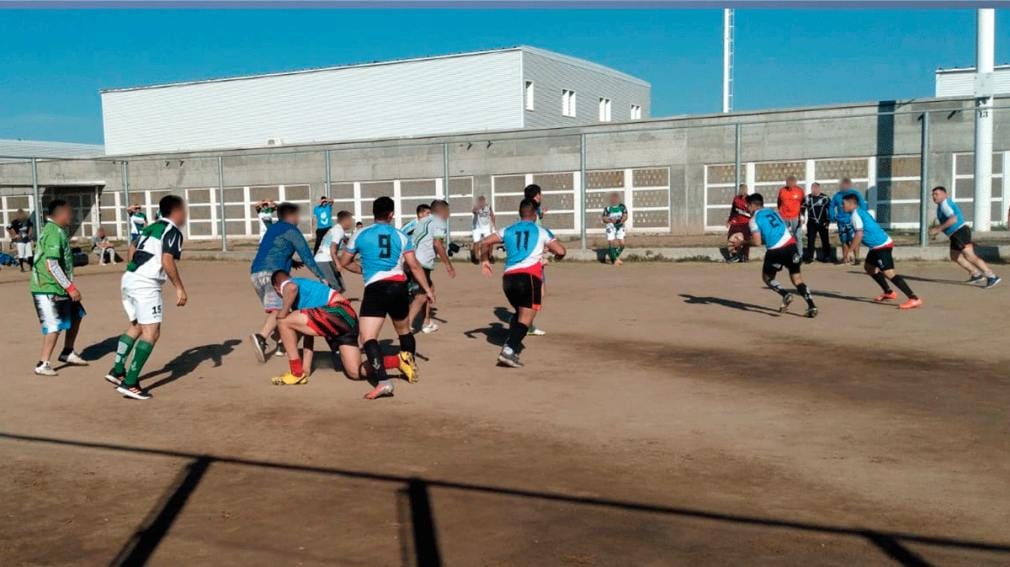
[407,200,455,333]
[105,195,189,400]
[313,210,353,293]
[470,196,496,262]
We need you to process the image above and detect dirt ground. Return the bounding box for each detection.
[1,259,1008,566]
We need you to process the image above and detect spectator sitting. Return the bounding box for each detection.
[92,228,118,265]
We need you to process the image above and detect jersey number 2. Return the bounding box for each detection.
[378,234,391,259]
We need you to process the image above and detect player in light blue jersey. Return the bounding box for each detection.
[844,194,922,309]
[400,203,430,238]
[928,186,1000,288]
[478,198,566,368]
[340,197,434,399]
[829,178,867,264]
[746,194,818,318]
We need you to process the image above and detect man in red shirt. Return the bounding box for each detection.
[777,175,805,243]
[725,184,751,263]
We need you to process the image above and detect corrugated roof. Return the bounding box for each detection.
[0,139,105,158]
[936,64,1010,74]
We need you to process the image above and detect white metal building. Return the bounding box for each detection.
[101,46,650,155]
[935,65,1010,97]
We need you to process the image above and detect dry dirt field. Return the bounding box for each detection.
[1,259,1008,566]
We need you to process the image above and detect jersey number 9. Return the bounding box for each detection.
[378,234,391,259]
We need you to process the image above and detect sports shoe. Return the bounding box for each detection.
[528,327,546,337]
[497,348,523,368]
[967,273,987,285]
[726,255,741,264]
[58,351,89,366]
[421,322,439,334]
[984,275,1002,289]
[104,369,125,386]
[249,333,268,364]
[874,290,898,302]
[805,306,818,319]
[364,380,394,400]
[778,293,794,314]
[399,351,419,383]
[116,385,152,400]
[34,362,58,376]
[898,297,924,310]
[270,371,308,386]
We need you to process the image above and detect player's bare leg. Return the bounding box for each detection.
[407,294,427,333]
[272,314,310,385]
[960,245,1000,288]
[358,316,396,399]
[38,332,61,373]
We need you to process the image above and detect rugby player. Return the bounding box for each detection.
[521,184,548,336]
[470,196,496,262]
[746,194,818,318]
[602,192,628,266]
[407,200,455,334]
[127,204,147,262]
[725,184,751,263]
[843,194,922,309]
[314,210,353,293]
[401,203,431,237]
[928,186,1001,289]
[829,178,866,265]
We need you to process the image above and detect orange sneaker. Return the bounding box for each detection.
[874,290,898,302]
[898,297,923,310]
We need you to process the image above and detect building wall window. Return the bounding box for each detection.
[630,104,642,120]
[562,89,577,117]
[525,81,535,111]
[598,98,612,122]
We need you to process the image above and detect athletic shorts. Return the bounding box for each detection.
[250,270,283,312]
[949,225,973,252]
[122,273,164,325]
[360,280,410,320]
[866,247,895,271]
[15,241,33,259]
[727,223,750,240]
[33,294,86,335]
[838,224,855,245]
[503,272,544,311]
[304,299,359,347]
[407,267,433,296]
[317,262,345,293]
[605,224,626,241]
[762,244,802,277]
[472,228,492,243]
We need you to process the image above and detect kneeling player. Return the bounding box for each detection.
[269,271,408,385]
[746,194,818,318]
[479,198,566,368]
[843,195,922,309]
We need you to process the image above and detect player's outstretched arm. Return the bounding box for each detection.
[338,250,361,274]
[162,253,187,307]
[288,229,325,279]
[405,253,435,303]
[479,233,503,276]
[546,239,566,261]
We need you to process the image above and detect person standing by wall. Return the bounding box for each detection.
[8,209,34,272]
[802,182,831,263]
[777,176,805,244]
[311,196,333,255]
[725,184,751,263]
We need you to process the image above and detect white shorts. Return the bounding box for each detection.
[16,241,32,259]
[606,225,626,241]
[472,228,492,243]
[122,273,164,325]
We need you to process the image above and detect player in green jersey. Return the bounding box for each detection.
[602,192,629,266]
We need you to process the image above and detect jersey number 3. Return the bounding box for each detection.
[378,234,391,259]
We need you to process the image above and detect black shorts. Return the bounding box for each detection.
[762,244,801,277]
[407,267,433,296]
[359,280,410,320]
[866,247,895,271]
[949,225,973,251]
[503,272,543,311]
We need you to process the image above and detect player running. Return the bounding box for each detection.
[104,195,189,400]
[339,196,434,400]
[843,194,922,309]
[314,210,353,293]
[829,178,866,265]
[479,198,566,368]
[521,183,548,336]
[726,184,751,263]
[470,196,496,262]
[602,192,628,266]
[746,194,818,318]
[928,186,1001,289]
[269,270,410,385]
[407,200,455,334]
[30,200,89,375]
[8,209,33,272]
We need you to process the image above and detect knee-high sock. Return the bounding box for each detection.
[616,246,625,259]
[124,340,154,387]
[398,333,416,355]
[870,272,892,293]
[506,321,529,353]
[363,339,387,380]
[796,283,816,308]
[889,275,917,299]
[608,246,617,262]
[113,334,136,374]
[767,279,790,297]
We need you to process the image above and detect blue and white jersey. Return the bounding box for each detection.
[829,189,867,226]
[749,208,794,250]
[850,208,893,249]
[401,219,418,236]
[281,277,337,310]
[499,220,555,278]
[345,222,414,287]
[936,197,965,236]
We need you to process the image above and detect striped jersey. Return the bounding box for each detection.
[127,219,183,283]
[499,220,555,279]
[850,208,892,249]
[345,222,414,287]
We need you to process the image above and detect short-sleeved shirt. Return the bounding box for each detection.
[30,221,73,296]
[411,215,448,270]
[9,217,32,242]
[602,204,628,229]
[830,189,867,226]
[499,220,555,279]
[313,204,333,229]
[129,212,147,237]
[850,208,893,250]
[345,222,414,287]
[749,209,794,250]
[473,205,492,230]
[283,277,337,310]
[777,187,805,220]
[401,218,419,236]
[127,219,184,284]
[314,225,347,263]
[936,198,965,236]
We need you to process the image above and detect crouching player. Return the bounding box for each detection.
[479,198,566,368]
[269,270,409,385]
[746,194,818,318]
[844,194,922,309]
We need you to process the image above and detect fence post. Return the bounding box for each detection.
[580,133,587,250]
[121,160,130,240]
[324,149,332,199]
[218,156,228,252]
[31,158,42,231]
[442,143,450,236]
[734,123,741,192]
[918,111,930,248]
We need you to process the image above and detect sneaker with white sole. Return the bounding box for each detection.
[104,369,125,386]
[421,322,439,334]
[497,348,523,368]
[528,327,546,337]
[116,385,152,400]
[249,333,268,363]
[364,380,395,400]
[984,275,1002,289]
[967,273,987,285]
[34,361,58,376]
[58,351,89,366]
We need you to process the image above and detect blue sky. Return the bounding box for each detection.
[1,8,1006,144]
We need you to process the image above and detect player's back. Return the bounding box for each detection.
[750,209,792,249]
[936,198,965,235]
[502,220,554,276]
[291,277,336,309]
[851,208,892,249]
[347,222,411,286]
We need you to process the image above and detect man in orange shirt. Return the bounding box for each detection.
[777,175,805,243]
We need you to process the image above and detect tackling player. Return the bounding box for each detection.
[602,192,628,266]
[104,195,189,399]
[339,196,434,400]
[407,200,455,334]
[829,178,866,264]
[470,196,496,262]
[479,198,566,368]
[746,194,818,318]
[928,186,1001,289]
[843,194,922,309]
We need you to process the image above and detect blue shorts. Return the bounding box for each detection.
[838,224,855,244]
[33,294,86,335]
